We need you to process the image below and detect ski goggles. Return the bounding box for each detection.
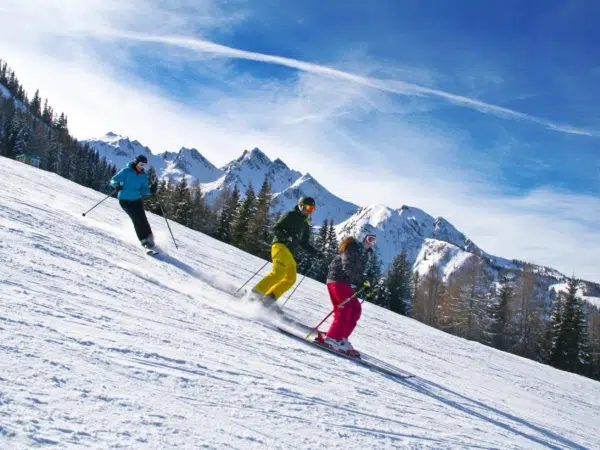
[363,234,376,244]
[302,204,316,213]
[137,161,146,168]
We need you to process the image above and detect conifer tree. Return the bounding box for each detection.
[171,177,192,227]
[550,277,592,373]
[386,249,413,316]
[312,219,330,282]
[230,184,256,250]
[29,89,42,118]
[215,185,240,243]
[246,178,273,258]
[487,272,514,350]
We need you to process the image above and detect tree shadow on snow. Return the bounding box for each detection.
[397,377,587,450]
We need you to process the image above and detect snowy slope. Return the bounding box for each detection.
[2,156,599,449]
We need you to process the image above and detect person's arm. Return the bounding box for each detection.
[110,167,129,189]
[299,221,318,255]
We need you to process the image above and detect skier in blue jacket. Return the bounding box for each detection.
[111,155,158,250]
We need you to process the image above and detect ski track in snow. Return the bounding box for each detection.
[1,156,599,449]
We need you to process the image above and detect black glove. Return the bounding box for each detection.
[149,182,158,195]
[114,183,123,192]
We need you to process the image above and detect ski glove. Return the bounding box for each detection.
[114,183,123,192]
[149,182,158,194]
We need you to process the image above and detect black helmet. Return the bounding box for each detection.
[298,196,316,214]
[135,154,148,164]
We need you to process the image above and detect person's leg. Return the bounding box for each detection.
[120,200,150,241]
[253,244,295,298]
[325,282,354,340]
[344,298,362,339]
[263,246,297,300]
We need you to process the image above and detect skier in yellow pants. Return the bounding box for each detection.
[253,196,319,305]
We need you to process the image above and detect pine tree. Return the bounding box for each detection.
[312,219,330,282]
[230,184,256,250]
[41,99,54,126]
[189,179,214,234]
[246,178,273,258]
[488,272,514,351]
[215,185,240,243]
[386,249,413,316]
[143,166,161,214]
[550,277,592,373]
[29,89,42,118]
[171,177,192,227]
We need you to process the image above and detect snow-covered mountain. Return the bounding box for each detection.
[333,204,501,277]
[83,132,160,171]
[83,132,596,292]
[271,173,359,225]
[161,147,223,183]
[201,147,303,203]
[84,134,358,223]
[2,155,600,449]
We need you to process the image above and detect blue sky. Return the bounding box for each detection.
[1,0,599,281]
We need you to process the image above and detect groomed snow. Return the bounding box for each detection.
[1,156,599,449]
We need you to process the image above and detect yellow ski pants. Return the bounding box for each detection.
[253,243,297,300]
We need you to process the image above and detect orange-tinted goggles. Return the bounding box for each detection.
[303,204,316,213]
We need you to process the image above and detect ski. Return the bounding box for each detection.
[277,325,415,379]
[145,249,160,256]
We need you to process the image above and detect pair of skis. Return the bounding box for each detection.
[277,321,414,379]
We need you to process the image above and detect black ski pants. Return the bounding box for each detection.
[119,199,152,241]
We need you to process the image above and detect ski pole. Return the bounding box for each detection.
[279,260,316,309]
[305,281,370,339]
[158,201,179,249]
[82,188,118,216]
[235,247,283,295]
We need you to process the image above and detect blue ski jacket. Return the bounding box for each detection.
[110,163,150,201]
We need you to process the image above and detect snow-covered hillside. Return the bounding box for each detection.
[2,156,599,449]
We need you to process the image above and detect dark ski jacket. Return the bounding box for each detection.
[327,238,371,286]
[272,206,317,256]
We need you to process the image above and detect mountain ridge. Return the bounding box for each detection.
[83,132,600,295]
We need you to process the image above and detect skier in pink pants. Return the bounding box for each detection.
[320,231,376,356]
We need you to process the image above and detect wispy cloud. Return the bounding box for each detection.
[78,29,599,138]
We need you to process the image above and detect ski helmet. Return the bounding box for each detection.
[298,196,316,214]
[135,154,148,164]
